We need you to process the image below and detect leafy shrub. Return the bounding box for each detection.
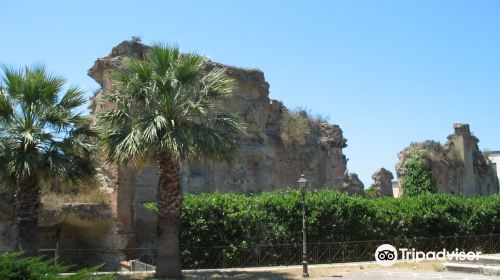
[146,191,499,267]
[145,191,500,246]
[401,151,438,196]
[0,253,112,280]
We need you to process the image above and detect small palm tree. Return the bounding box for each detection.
[97,44,244,278]
[0,65,95,256]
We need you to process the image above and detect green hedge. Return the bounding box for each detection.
[145,191,500,248]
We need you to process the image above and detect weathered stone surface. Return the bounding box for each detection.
[372,168,394,197]
[0,201,117,259]
[39,203,112,228]
[340,173,364,195]
[37,203,119,270]
[89,39,349,194]
[38,203,113,247]
[396,123,499,196]
[88,39,351,249]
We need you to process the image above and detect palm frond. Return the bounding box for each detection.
[59,87,86,109]
[98,44,245,165]
[0,65,95,184]
[42,146,95,183]
[1,65,23,98]
[182,113,245,162]
[174,54,206,82]
[200,68,235,98]
[0,86,14,122]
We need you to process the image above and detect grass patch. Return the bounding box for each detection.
[41,186,109,210]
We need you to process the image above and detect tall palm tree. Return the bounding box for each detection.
[97,44,244,278]
[0,65,95,256]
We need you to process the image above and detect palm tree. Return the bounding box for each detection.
[97,44,244,278]
[0,65,95,256]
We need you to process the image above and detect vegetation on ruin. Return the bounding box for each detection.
[0,178,107,214]
[145,190,499,267]
[0,65,96,256]
[414,140,443,152]
[96,44,245,278]
[280,109,310,145]
[0,252,112,280]
[364,183,382,198]
[406,140,464,170]
[400,151,438,196]
[40,187,109,210]
[280,107,329,145]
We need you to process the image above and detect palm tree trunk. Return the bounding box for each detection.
[155,150,183,279]
[15,173,40,257]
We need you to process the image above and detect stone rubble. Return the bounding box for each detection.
[340,173,365,195]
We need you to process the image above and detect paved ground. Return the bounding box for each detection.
[118,262,500,279]
[325,270,500,280]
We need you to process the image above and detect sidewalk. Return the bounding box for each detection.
[332,270,500,280]
[117,260,445,279]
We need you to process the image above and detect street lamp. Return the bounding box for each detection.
[297,174,309,278]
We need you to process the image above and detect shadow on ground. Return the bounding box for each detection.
[115,270,299,280]
[184,270,297,279]
[114,261,445,279]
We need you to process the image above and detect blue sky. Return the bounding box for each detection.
[1,0,499,185]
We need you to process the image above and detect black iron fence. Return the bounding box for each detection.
[180,234,500,269]
[36,247,157,272]
[2,234,499,271]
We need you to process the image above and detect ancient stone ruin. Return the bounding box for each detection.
[340,173,365,195]
[396,123,499,196]
[371,168,394,197]
[0,192,118,268]
[2,39,499,262]
[88,39,352,249]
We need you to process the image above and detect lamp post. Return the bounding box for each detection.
[297,174,309,278]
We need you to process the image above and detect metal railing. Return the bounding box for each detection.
[2,234,499,271]
[36,247,156,272]
[180,234,500,268]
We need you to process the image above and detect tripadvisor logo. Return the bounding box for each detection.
[374,244,482,267]
[375,244,398,266]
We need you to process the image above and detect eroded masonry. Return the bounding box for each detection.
[396,123,499,196]
[88,39,352,250]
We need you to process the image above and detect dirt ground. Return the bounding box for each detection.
[116,261,444,280]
